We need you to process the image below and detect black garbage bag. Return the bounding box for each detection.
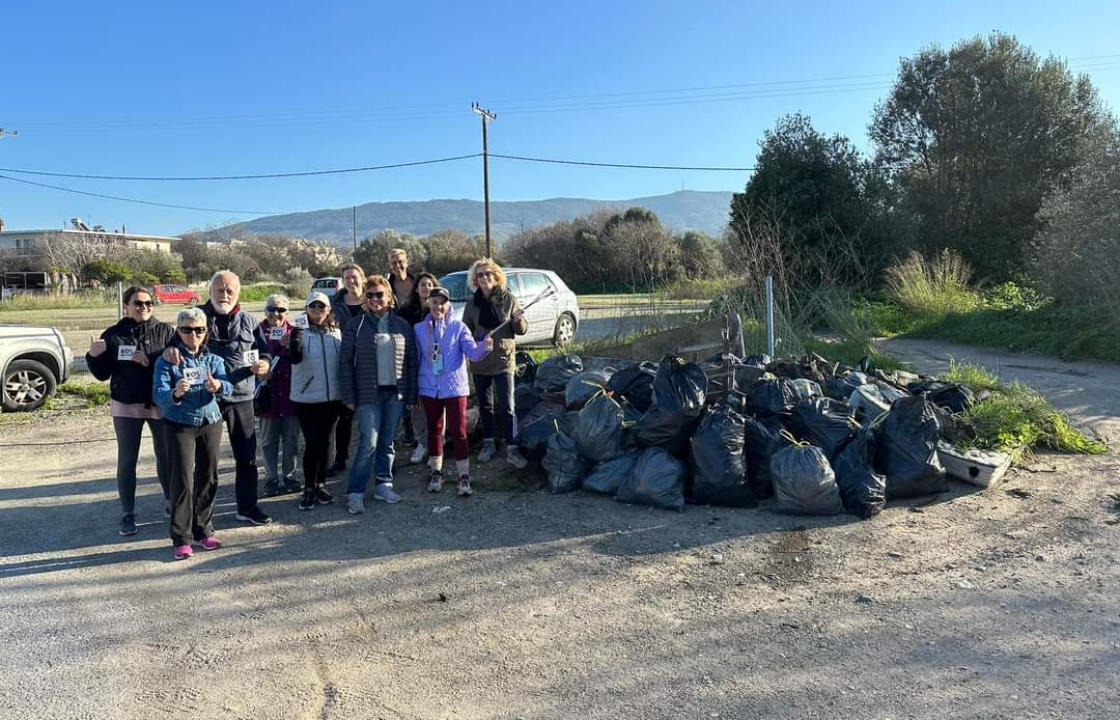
[542,427,589,494]
[790,398,859,459]
[825,371,869,400]
[742,416,790,500]
[607,361,658,413]
[616,447,686,511]
[770,442,844,515]
[875,396,947,498]
[565,369,614,410]
[745,378,795,418]
[689,406,755,507]
[907,380,975,414]
[733,362,768,389]
[515,384,542,416]
[519,412,563,460]
[582,451,640,495]
[534,354,583,399]
[576,392,626,462]
[632,357,707,455]
[515,350,538,385]
[832,430,887,519]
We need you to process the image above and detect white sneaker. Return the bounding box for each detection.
[410,445,429,465]
[373,484,401,504]
[346,493,365,515]
[506,446,528,469]
[478,439,497,463]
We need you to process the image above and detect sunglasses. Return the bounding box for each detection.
[307,302,327,310]
[266,306,288,314]
[365,291,386,300]
[475,270,494,279]
[178,326,206,335]
[132,300,154,308]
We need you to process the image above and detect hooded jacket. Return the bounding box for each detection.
[338,310,418,406]
[289,324,343,404]
[197,301,271,403]
[153,340,233,426]
[86,316,176,407]
[414,316,490,399]
[461,287,528,376]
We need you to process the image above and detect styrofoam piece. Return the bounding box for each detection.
[937,442,1012,488]
[850,384,890,417]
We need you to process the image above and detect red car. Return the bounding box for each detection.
[151,284,202,305]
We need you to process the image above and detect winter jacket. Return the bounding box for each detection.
[390,272,422,322]
[153,341,233,426]
[331,289,366,327]
[86,317,176,407]
[289,324,343,404]
[461,287,528,376]
[197,301,271,403]
[339,310,418,406]
[255,319,296,418]
[414,317,490,399]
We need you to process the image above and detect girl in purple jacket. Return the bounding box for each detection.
[414,287,493,496]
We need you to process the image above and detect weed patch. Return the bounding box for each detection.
[57,381,111,408]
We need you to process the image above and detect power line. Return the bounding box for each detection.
[0,153,480,182]
[490,153,755,171]
[0,174,280,215]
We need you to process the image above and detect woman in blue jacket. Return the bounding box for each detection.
[414,286,492,496]
[154,307,234,561]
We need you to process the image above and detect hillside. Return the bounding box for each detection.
[211,190,732,244]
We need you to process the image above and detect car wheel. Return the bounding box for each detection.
[2,359,57,412]
[187,296,199,307]
[552,313,577,346]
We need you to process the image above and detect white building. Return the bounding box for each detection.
[0,227,175,254]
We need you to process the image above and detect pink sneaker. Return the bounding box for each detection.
[173,544,193,561]
[199,536,222,551]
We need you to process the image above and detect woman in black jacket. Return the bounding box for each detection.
[86,286,176,537]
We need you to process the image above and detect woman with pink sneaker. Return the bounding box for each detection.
[153,307,234,561]
[414,286,493,496]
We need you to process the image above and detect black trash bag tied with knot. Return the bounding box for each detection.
[742,415,791,500]
[615,446,686,512]
[689,405,756,508]
[565,369,614,410]
[790,397,860,460]
[874,395,948,499]
[534,354,583,400]
[832,429,887,519]
[769,432,844,516]
[542,421,589,494]
[632,356,708,455]
[582,451,640,495]
[606,361,658,413]
[575,391,627,463]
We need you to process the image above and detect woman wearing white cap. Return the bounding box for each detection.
[289,291,343,511]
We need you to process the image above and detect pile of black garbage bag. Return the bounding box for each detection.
[517,351,980,519]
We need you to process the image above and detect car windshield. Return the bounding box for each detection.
[312,279,337,288]
[439,273,469,302]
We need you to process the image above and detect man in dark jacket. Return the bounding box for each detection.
[164,271,273,525]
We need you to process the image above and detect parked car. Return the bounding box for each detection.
[151,283,201,305]
[0,325,73,411]
[438,268,579,346]
[311,276,343,300]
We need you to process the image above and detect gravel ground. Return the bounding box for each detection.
[1,340,1118,719]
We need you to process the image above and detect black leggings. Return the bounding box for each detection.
[333,403,354,466]
[296,401,342,490]
[112,415,169,515]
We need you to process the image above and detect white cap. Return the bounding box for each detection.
[305,290,331,307]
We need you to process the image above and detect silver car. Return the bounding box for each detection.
[0,324,73,411]
[438,268,579,346]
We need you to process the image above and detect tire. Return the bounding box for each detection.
[2,359,57,412]
[187,296,199,307]
[552,312,577,347]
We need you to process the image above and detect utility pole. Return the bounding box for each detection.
[471,103,497,258]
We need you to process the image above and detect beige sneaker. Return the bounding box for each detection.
[427,471,444,493]
[457,476,474,497]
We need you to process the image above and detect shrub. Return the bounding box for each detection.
[884,249,979,319]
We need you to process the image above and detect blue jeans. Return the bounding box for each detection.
[346,388,406,495]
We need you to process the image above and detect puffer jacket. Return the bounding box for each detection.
[198,301,271,403]
[339,310,418,406]
[461,287,527,376]
[86,316,176,407]
[414,316,490,399]
[153,341,233,426]
[289,324,342,403]
[255,319,296,417]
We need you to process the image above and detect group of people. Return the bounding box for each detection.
[88,249,530,560]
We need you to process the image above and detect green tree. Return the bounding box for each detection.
[678,231,725,279]
[871,32,1103,280]
[81,259,132,285]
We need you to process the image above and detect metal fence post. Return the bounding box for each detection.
[765,275,775,357]
[117,281,123,320]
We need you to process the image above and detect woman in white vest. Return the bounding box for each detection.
[288,291,343,511]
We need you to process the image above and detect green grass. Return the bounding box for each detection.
[57,381,111,408]
[0,291,118,312]
[941,361,1107,457]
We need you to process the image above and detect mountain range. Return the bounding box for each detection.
[212,190,733,245]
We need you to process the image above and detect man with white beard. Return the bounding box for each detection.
[164,271,274,526]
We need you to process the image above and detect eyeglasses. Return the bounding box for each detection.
[365,291,386,299]
[178,326,206,335]
[266,306,288,314]
[307,302,327,310]
[475,270,494,279]
[132,300,153,308]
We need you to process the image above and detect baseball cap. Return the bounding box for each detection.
[305,290,331,307]
[428,287,451,302]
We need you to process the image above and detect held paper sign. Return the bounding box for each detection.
[182,367,202,385]
[116,344,137,361]
[269,327,285,341]
[294,314,309,329]
[242,349,259,365]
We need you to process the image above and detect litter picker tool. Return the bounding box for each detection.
[485,286,556,337]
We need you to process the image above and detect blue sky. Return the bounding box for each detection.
[2,0,1118,236]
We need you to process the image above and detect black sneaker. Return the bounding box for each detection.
[262,480,282,497]
[282,477,302,495]
[234,507,273,525]
[314,486,333,504]
[118,513,138,536]
[298,490,316,511]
